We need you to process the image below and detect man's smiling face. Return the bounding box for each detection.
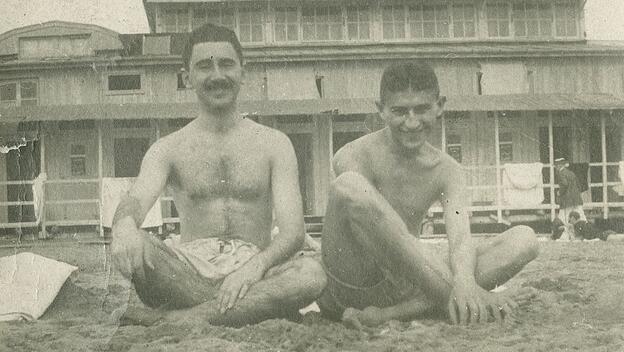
[378,89,444,153]
[186,41,243,110]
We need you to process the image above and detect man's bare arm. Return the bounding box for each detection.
[111,139,171,279]
[259,132,305,269]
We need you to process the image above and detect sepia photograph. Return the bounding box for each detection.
[1,0,624,351]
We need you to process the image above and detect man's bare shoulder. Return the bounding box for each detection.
[333,130,383,175]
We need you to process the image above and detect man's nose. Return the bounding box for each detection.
[403,112,423,129]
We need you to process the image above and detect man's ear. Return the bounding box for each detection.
[375,100,384,113]
[181,69,192,88]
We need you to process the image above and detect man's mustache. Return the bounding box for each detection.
[203,79,234,90]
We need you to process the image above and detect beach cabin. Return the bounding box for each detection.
[1,0,624,236]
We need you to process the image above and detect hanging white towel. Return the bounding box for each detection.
[502,163,544,207]
[0,253,77,321]
[32,172,46,224]
[614,161,624,196]
[101,177,162,228]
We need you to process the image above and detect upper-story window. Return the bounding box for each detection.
[193,6,235,31]
[513,1,553,37]
[382,5,407,40]
[239,7,265,43]
[346,6,371,41]
[486,3,511,37]
[383,2,476,40]
[274,7,300,42]
[409,3,450,39]
[161,8,190,32]
[0,80,37,107]
[554,0,578,37]
[452,4,477,38]
[302,6,343,41]
[20,35,90,58]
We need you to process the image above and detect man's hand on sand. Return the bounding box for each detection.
[218,258,266,313]
[448,280,518,325]
[111,224,149,280]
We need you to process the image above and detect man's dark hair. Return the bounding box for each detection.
[379,62,440,104]
[182,23,244,70]
[568,211,581,221]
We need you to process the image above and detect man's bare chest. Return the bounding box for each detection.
[373,167,441,219]
[170,147,270,201]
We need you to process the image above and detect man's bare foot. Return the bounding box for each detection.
[342,307,384,330]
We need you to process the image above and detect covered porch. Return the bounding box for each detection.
[1,94,624,237]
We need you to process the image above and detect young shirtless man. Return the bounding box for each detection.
[111,23,326,327]
[319,62,539,327]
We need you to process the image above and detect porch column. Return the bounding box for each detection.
[548,111,555,221]
[440,113,447,152]
[601,112,608,219]
[97,120,104,237]
[39,122,47,239]
[312,114,333,215]
[494,112,503,223]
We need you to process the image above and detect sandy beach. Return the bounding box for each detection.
[1,238,624,352]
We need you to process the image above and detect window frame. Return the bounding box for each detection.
[158,6,191,33]
[301,5,344,42]
[0,79,38,107]
[553,0,579,38]
[69,144,87,177]
[273,6,302,43]
[345,6,373,42]
[105,71,144,96]
[512,1,554,38]
[498,131,514,162]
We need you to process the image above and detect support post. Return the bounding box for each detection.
[98,120,104,237]
[548,111,556,221]
[440,113,447,152]
[601,112,608,219]
[39,122,47,239]
[494,112,503,223]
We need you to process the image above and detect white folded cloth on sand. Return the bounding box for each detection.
[101,177,163,228]
[0,253,77,322]
[502,163,544,207]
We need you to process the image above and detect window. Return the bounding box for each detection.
[161,8,190,32]
[409,3,450,39]
[177,72,187,89]
[513,1,553,37]
[192,6,235,31]
[382,5,407,40]
[70,144,87,177]
[499,132,513,162]
[0,80,37,107]
[108,74,141,92]
[452,4,476,38]
[20,36,90,58]
[446,134,462,162]
[346,6,371,41]
[302,6,343,41]
[239,7,265,43]
[554,0,578,37]
[486,3,511,37]
[275,7,299,42]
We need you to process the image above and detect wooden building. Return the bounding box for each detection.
[2,0,624,235]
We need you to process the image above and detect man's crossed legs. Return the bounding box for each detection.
[319,172,539,327]
[121,233,326,327]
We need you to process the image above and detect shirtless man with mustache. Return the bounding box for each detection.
[111,23,326,327]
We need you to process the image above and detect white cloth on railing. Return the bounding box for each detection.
[614,161,624,196]
[101,177,162,228]
[502,163,544,207]
[0,252,77,321]
[32,173,46,224]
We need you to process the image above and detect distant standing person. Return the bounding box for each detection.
[555,157,585,226]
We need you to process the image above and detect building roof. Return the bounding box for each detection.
[2,94,623,123]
